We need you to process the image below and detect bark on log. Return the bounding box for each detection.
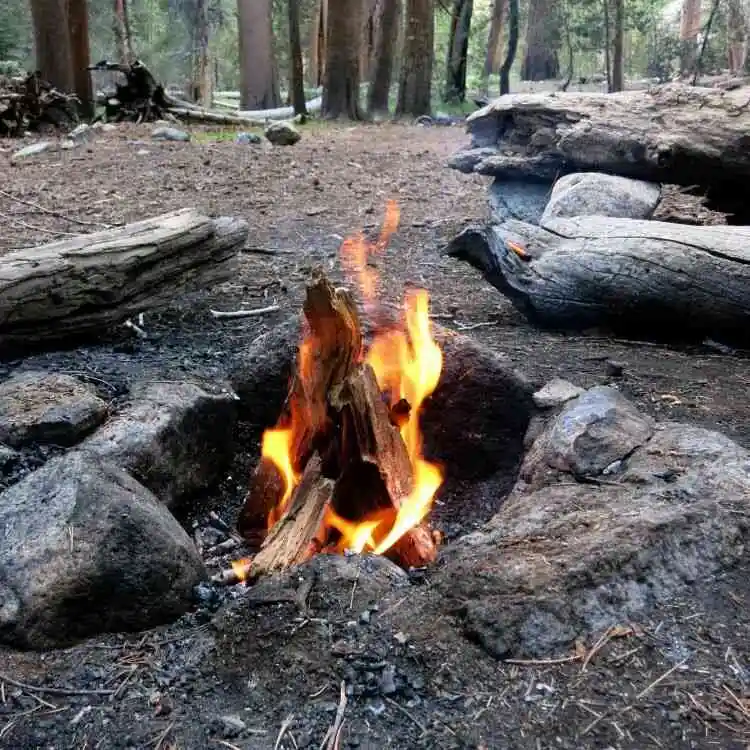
[447,215,750,346]
[448,83,750,190]
[0,208,247,352]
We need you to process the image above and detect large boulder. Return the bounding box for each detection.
[0,372,108,448]
[0,453,205,649]
[434,386,750,658]
[80,381,237,511]
[264,121,301,146]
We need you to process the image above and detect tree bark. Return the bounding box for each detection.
[449,84,750,191]
[679,0,701,74]
[368,0,402,114]
[444,0,473,103]
[30,0,74,93]
[288,0,308,115]
[237,0,280,110]
[309,0,328,87]
[113,0,135,65]
[68,0,93,117]
[611,0,624,91]
[323,0,363,119]
[499,0,519,95]
[482,0,504,95]
[447,216,750,346]
[0,209,247,353]
[396,0,434,117]
[360,0,379,82]
[191,0,212,106]
[726,0,748,74]
[603,0,611,89]
[520,0,559,81]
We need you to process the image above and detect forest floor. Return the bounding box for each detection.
[0,121,749,750]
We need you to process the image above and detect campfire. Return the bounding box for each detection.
[233,202,444,580]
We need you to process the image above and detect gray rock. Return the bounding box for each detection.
[0,453,205,649]
[152,126,190,142]
[80,381,237,511]
[0,444,18,469]
[264,121,301,146]
[488,178,550,225]
[0,372,108,448]
[521,386,654,481]
[541,173,661,224]
[235,131,261,145]
[436,403,750,658]
[11,141,53,163]
[532,378,584,409]
[68,123,92,143]
[216,715,246,738]
[446,147,498,174]
[60,139,77,150]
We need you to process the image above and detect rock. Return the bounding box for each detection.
[532,378,584,409]
[435,395,750,659]
[11,141,53,163]
[264,121,301,146]
[68,123,92,143]
[60,139,77,150]
[216,715,246,739]
[235,131,261,145]
[152,127,190,142]
[0,453,205,649]
[80,381,237,511]
[0,444,19,469]
[605,359,625,377]
[541,173,661,224]
[0,372,108,448]
[521,386,653,481]
[488,178,550,225]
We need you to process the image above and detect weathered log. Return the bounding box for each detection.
[448,83,750,191]
[165,106,266,128]
[447,215,750,346]
[0,208,247,353]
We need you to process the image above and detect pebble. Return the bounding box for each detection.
[605,359,625,377]
[235,131,261,145]
[217,714,246,738]
[379,664,397,695]
[152,126,190,142]
[532,378,584,409]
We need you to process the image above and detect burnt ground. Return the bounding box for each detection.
[0,122,749,749]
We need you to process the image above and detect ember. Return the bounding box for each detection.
[236,202,444,578]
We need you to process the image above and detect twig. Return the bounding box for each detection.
[504,654,581,666]
[210,304,280,319]
[123,319,148,338]
[274,713,295,750]
[385,697,427,736]
[0,188,111,227]
[152,720,175,750]
[321,682,347,750]
[581,627,614,672]
[0,672,115,697]
[635,658,689,700]
[349,561,361,610]
[0,210,80,237]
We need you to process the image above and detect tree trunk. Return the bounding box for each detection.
[309,0,328,87]
[520,0,559,81]
[447,216,750,346]
[368,0,402,114]
[611,0,624,91]
[499,0,519,95]
[482,0,505,95]
[726,0,747,74]
[444,0,473,103]
[0,209,247,353]
[396,0,434,117]
[68,0,93,117]
[603,0,612,89]
[113,0,135,65]
[288,0,307,115]
[30,0,75,93]
[360,0,379,82]
[237,0,280,110]
[191,0,212,106]
[323,0,363,119]
[679,0,701,74]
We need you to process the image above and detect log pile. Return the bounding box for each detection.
[0,71,79,137]
[237,273,438,577]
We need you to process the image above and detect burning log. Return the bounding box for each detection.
[0,71,79,136]
[238,270,440,578]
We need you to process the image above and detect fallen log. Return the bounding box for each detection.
[0,208,247,353]
[448,83,750,192]
[165,106,266,128]
[447,215,750,346]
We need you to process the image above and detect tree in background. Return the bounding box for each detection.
[309,0,327,87]
[367,0,402,114]
[444,0,473,102]
[396,0,433,116]
[237,0,279,109]
[322,0,363,118]
[679,0,701,73]
[482,0,505,95]
[113,0,135,64]
[499,0,519,93]
[69,0,93,117]
[191,0,212,105]
[288,0,307,115]
[521,0,560,80]
[726,0,747,73]
[611,0,624,90]
[360,0,379,82]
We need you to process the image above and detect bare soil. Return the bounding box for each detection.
[0,122,749,750]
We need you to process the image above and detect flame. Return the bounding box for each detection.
[255,200,443,561]
[231,557,253,583]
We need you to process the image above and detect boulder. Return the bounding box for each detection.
[0,453,205,649]
[80,381,237,511]
[488,178,550,225]
[541,173,661,224]
[264,121,301,146]
[434,387,750,658]
[0,372,108,448]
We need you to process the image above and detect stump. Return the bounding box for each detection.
[447,215,750,346]
[0,208,247,353]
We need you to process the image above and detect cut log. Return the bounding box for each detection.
[447,216,750,346]
[0,208,247,353]
[448,83,750,192]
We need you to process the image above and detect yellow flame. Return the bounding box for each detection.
[261,427,297,526]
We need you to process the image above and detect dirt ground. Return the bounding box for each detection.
[0,122,749,750]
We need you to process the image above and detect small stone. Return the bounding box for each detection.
[264,121,301,146]
[69,123,92,143]
[533,378,584,409]
[101,122,118,132]
[217,715,246,738]
[379,664,397,695]
[235,131,261,145]
[11,141,53,163]
[359,610,371,624]
[605,360,625,377]
[152,126,190,142]
[60,139,78,150]
[136,149,150,156]
[602,459,623,475]
[0,444,19,469]
[393,631,408,645]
